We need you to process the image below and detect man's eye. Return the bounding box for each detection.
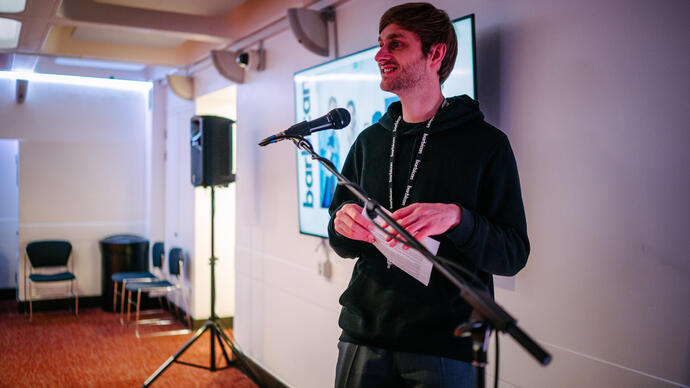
[390,41,401,49]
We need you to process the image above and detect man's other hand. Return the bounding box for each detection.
[385,203,461,249]
[334,203,376,243]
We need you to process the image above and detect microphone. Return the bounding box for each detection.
[259,108,351,146]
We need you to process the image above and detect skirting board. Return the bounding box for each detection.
[0,288,16,300]
[17,295,100,313]
[242,355,290,388]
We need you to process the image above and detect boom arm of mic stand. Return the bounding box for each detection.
[289,136,552,366]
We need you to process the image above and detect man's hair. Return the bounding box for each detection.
[379,2,457,84]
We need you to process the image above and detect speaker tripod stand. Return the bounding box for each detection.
[143,186,263,387]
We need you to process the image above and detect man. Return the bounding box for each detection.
[328,2,529,387]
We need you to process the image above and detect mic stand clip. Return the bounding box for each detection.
[455,312,492,388]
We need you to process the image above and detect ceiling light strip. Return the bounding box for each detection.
[0,70,152,91]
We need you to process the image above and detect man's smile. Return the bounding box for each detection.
[379,63,398,75]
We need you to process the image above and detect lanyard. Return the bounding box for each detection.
[388,99,447,209]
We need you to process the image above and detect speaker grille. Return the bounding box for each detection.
[190,115,234,187]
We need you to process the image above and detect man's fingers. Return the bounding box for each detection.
[388,221,430,249]
[335,203,376,243]
[388,218,425,240]
[413,230,431,248]
[391,204,417,219]
[396,213,422,229]
[335,218,375,243]
[343,205,374,230]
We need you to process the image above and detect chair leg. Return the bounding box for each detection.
[173,294,179,315]
[127,290,132,323]
[74,279,79,318]
[113,282,118,312]
[24,253,28,320]
[120,282,127,324]
[182,290,192,329]
[28,282,33,322]
[135,290,142,337]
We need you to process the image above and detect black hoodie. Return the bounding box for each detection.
[327,95,529,361]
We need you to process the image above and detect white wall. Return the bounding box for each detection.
[0,139,19,289]
[232,22,350,388]
[0,76,151,300]
[148,80,167,244]
[225,0,690,387]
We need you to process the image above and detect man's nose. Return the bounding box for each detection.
[375,47,390,63]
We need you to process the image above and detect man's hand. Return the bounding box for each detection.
[334,203,376,243]
[385,203,461,249]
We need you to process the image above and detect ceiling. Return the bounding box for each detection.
[0,0,325,80]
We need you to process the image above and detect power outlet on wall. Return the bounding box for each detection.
[316,238,333,280]
[318,260,332,279]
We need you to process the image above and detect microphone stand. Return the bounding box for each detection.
[284,136,551,388]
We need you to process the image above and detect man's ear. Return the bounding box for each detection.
[428,43,447,69]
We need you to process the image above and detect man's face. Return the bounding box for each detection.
[375,23,429,93]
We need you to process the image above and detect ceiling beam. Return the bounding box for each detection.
[60,0,236,41]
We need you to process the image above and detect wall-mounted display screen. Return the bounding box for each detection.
[294,15,476,238]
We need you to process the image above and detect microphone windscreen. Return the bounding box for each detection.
[329,108,351,129]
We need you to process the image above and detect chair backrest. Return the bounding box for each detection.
[152,242,164,269]
[26,241,72,268]
[168,248,184,276]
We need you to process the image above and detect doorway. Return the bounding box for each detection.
[0,139,19,294]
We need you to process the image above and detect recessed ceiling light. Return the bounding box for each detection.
[0,0,26,13]
[0,18,21,49]
[54,57,147,71]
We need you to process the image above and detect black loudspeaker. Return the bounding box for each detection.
[190,115,235,187]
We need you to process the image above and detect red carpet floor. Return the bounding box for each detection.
[0,301,259,388]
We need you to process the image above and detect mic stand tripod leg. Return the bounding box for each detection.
[142,323,209,387]
[214,321,265,386]
[142,185,265,388]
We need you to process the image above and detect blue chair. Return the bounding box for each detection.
[25,240,78,321]
[125,247,191,337]
[112,241,164,322]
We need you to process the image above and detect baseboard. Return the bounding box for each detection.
[241,354,291,388]
[14,295,235,332]
[163,299,234,330]
[0,288,16,300]
[190,316,234,330]
[17,296,101,313]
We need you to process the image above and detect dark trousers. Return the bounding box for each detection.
[335,341,476,388]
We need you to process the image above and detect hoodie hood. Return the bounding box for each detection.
[378,94,484,136]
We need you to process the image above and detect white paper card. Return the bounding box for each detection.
[363,208,439,286]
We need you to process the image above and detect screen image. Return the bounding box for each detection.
[294,15,477,238]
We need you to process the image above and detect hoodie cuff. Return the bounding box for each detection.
[445,204,474,248]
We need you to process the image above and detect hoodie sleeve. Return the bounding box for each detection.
[444,135,530,276]
[327,140,366,259]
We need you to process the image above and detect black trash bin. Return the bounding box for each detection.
[100,234,149,311]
